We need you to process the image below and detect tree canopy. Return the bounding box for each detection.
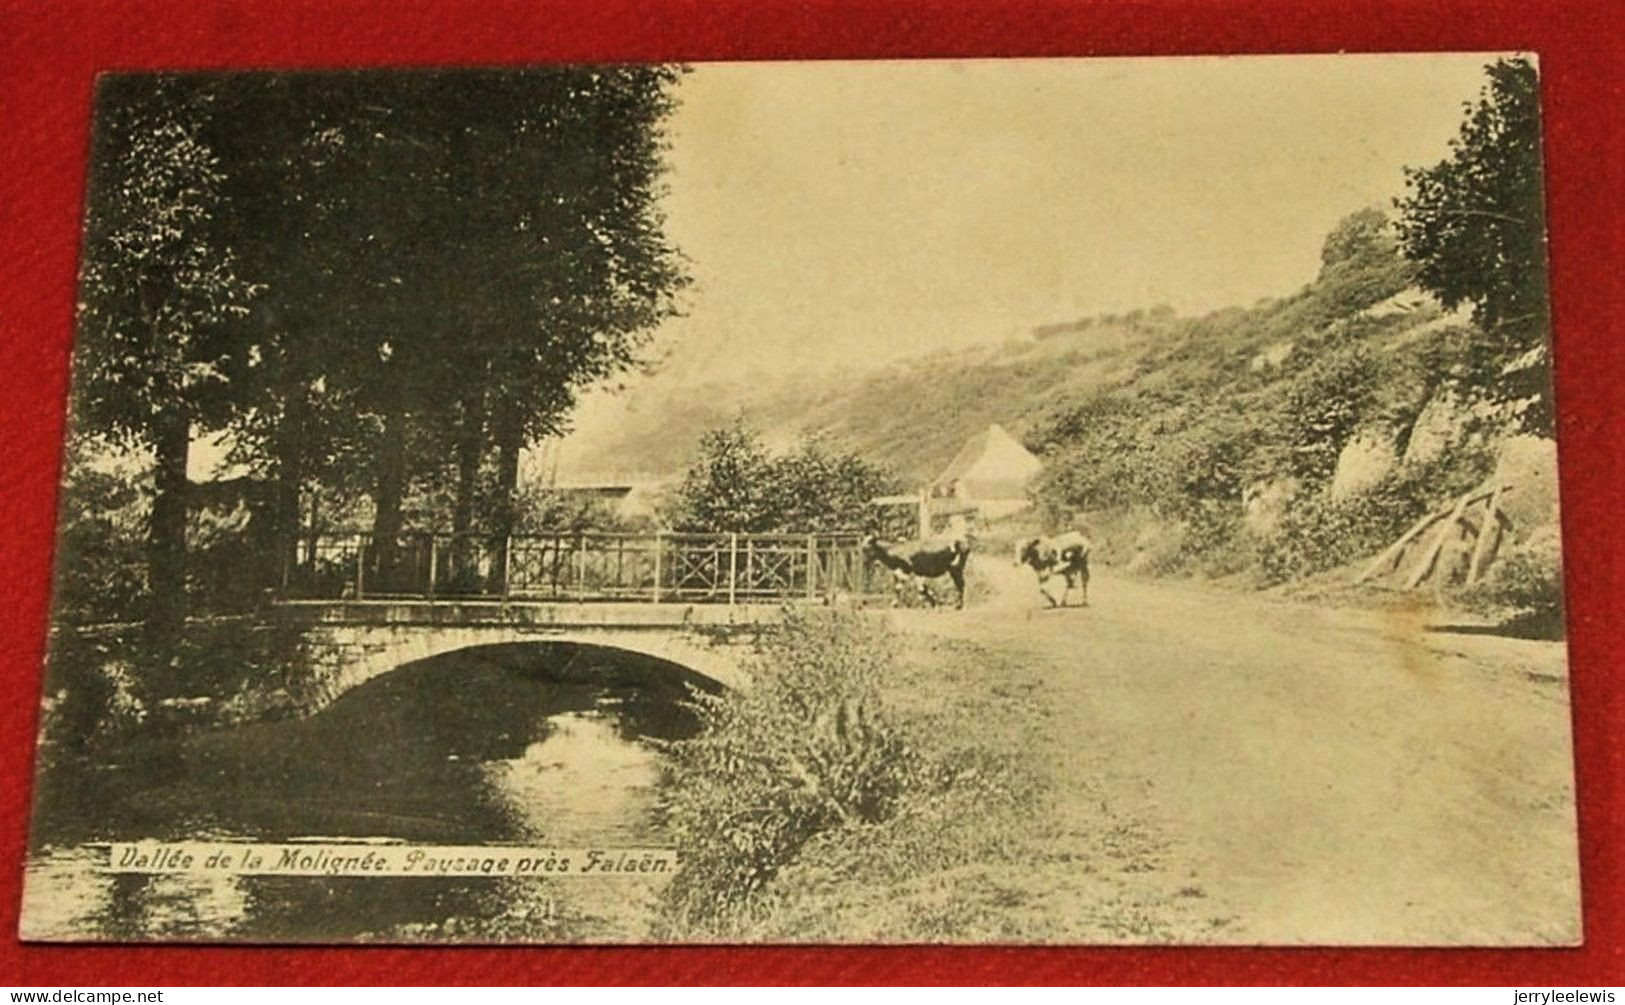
[67,66,690,632]
[73,75,265,646]
[1395,57,1551,432]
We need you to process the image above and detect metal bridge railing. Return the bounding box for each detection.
[278,531,882,604]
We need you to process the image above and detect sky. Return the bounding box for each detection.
[620,53,1501,387]
[187,54,1509,480]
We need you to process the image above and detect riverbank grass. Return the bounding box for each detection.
[654,609,1211,942]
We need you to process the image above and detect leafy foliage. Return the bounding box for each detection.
[1259,446,1495,584]
[665,419,900,533]
[73,76,265,641]
[1396,57,1551,432]
[512,487,637,534]
[1454,523,1564,631]
[1317,207,1419,313]
[656,610,927,935]
[74,76,262,451]
[65,68,690,639]
[1282,341,1381,486]
[50,435,150,626]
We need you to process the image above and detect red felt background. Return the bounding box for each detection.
[1,0,1619,986]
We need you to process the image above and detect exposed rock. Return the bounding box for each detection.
[1358,286,1440,321]
[1248,340,1294,372]
[1492,434,1560,531]
[1403,385,1524,470]
[1398,302,1476,342]
[1329,427,1399,501]
[1241,477,1301,536]
[1402,388,1474,467]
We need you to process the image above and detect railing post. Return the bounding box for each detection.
[576,534,587,597]
[354,533,366,601]
[728,532,738,606]
[652,531,663,603]
[806,534,817,601]
[427,535,438,602]
[502,535,512,602]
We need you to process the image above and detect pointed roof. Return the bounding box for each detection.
[934,423,1042,487]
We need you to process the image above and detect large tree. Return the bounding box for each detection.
[1395,57,1552,433]
[74,76,260,649]
[208,68,687,589]
[428,68,690,582]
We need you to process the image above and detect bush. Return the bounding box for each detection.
[1282,342,1380,487]
[1456,524,1564,631]
[38,617,318,760]
[655,609,928,936]
[1259,446,1495,584]
[1184,503,1255,579]
[665,419,900,534]
[51,437,150,626]
[512,486,632,534]
[1259,487,1420,584]
[37,629,149,758]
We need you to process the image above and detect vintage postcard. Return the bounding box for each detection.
[24,55,1576,945]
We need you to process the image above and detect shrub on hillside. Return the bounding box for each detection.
[1182,502,1255,579]
[1455,524,1563,631]
[1315,207,1419,314]
[1282,342,1381,487]
[1259,446,1496,584]
[655,610,931,936]
[1259,488,1421,584]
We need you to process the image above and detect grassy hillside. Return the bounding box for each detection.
[564,207,1558,624]
[565,313,1175,485]
[570,208,1449,493]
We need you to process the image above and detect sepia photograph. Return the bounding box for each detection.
[22,54,1576,946]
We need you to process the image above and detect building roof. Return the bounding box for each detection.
[933,423,1042,494]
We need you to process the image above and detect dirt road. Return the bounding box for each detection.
[890,562,1580,945]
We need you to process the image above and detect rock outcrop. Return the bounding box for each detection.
[1329,426,1400,501]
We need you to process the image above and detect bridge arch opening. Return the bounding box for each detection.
[389,639,727,699]
[322,640,723,773]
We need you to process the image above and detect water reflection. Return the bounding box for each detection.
[24,642,714,943]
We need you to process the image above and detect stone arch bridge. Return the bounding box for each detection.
[281,599,788,698]
[274,531,885,700]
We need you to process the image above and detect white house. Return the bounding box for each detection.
[930,423,1043,521]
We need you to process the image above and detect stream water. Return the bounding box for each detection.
[23,642,714,943]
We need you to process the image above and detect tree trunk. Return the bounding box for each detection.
[272,397,307,594]
[490,404,523,593]
[145,405,190,665]
[273,462,300,593]
[371,405,408,591]
[451,393,485,585]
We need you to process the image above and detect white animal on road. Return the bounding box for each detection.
[1014,531,1091,607]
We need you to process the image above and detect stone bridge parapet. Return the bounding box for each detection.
[277,600,781,701]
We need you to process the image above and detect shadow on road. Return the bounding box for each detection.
[1424,610,1565,642]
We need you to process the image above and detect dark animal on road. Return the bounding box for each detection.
[1015,531,1091,607]
[862,533,972,609]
